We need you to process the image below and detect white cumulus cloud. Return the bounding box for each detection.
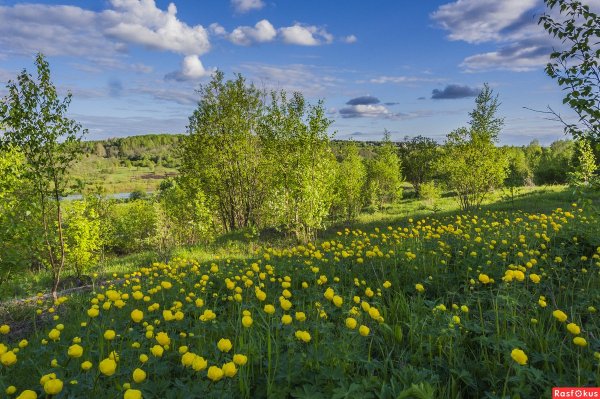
[229,19,277,45]
[279,24,333,46]
[165,55,214,81]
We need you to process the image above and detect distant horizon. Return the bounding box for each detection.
[1,0,597,145]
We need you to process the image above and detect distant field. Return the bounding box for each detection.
[69,154,178,194]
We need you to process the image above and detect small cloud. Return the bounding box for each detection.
[108,78,123,97]
[231,0,265,13]
[346,96,380,106]
[209,23,227,36]
[417,97,426,100]
[431,84,480,99]
[342,34,357,44]
[165,55,214,81]
[229,19,277,45]
[339,104,392,118]
[279,24,333,46]
[384,102,399,106]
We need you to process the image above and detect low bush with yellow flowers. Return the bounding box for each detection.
[0,204,598,398]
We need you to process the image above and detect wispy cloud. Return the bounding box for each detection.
[231,0,265,14]
[431,0,600,72]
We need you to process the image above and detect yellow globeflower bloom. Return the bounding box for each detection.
[332,295,343,307]
[207,365,224,381]
[16,390,37,399]
[81,361,93,371]
[87,308,99,318]
[511,348,528,365]
[233,354,248,366]
[264,304,275,314]
[181,352,196,367]
[478,274,490,284]
[345,317,357,330]
[133,368,146,383]
[217,338,233,353]
[573,337,587,347]
[0,351,17,366]
[295,312,306,322]
[242,315,253,328]
[43,379,63,395]
[529,274,541,284]
[415,284,425,293]
[192,356,208,371]
[566,323,581,335]
[5,386,16,395]
[358,325,370,336]
[48,329,61,341]
[68,344,84,358]
[552,310,568,323]
[222,362,238,377]
[281,314,292,325]
[151,345,164,357]
[124,389,143,399]
[0,324,10,334]
[131,309,144,323]
[103,330,116,341]
[155,332,170,346]
[99,358,117,376]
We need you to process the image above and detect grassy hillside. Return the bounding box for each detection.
[0,185,598,398]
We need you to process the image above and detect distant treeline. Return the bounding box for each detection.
[83,134,184,168]
[83,133,585,187]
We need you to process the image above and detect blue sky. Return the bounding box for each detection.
[0,0,596,144]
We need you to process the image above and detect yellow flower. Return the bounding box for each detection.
[155,332,170,346]
[294,330,311,343]
[331,295,343,307]
[345,317,357,329]
[104,330,116,340]
[68,344,84,358]
[99,358,117,376]
[87,308,99,318]
[18,339,28,348]
[222,361,238,377]
[5,386,16,395]
[460,305,469,313]
[181,352,196,367]
[383,281,392,289]
[553,310,568,323]
[131,309,144,323]
[48,329,61,341]
[359,325,370,336]
[573,337,587,347]
[192,356,208,371]
[0,351,17,366]
[295,312,306,322]
[151,345,164,357]
[529,274,541,283]
[139,354,149,363]
[233,354,248,366]
[43,379,63,395]
[281,314,292,325]
[16,390,37,399]
[242,315,253,328]
[124,389,143,399]
[264,304,275,314]
[478,274,490,284]
[217,338,232,352]
[133,368,146,383]
[415,283,425,293]
[0,324,10,334]
[511,348,528,365]
[566,323,581,335]
[207,365,224,381]
[81,361,92,371]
